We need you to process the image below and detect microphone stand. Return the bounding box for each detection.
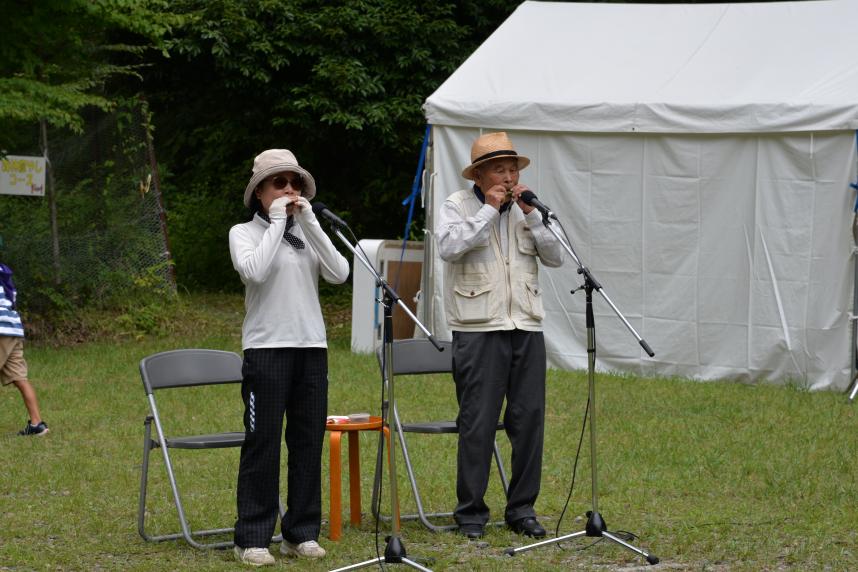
[504,207,659,565]
[323,218,440,572]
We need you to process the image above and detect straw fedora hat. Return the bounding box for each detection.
[243,149,317,206]
[461,132,530,180]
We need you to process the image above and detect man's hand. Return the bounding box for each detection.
[484,184,509,210]
[512,184,535,214]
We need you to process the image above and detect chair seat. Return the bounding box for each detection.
[159,431,245,449]
[400,420,504,434]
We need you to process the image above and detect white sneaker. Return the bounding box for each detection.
[233,546,275,566]
[280,539,326,559]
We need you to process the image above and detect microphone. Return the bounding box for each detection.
[312,201,348,228]
[519,190,556,219]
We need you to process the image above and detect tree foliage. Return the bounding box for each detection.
[0,0,177,136]
[1,0,521,291]
[140,0,520,289]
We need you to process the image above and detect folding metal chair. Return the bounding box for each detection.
[137,349,283,549]
[371,338,509,532]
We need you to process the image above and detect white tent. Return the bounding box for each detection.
[421,0,858,390]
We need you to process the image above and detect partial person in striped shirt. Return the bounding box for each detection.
[0,263,48,436]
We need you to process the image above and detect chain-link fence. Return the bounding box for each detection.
[0,101,174,313]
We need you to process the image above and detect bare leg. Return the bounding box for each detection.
[12,379,42,425]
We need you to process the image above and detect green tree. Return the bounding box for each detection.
[0,1,180,307]
[140,0,520,290]
[0,0,177,138]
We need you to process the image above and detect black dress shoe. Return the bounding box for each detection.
[458,523,485,539]
[509,517,546,538]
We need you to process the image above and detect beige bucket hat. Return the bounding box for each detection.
[461,132,530,180]
[243,149,317,206]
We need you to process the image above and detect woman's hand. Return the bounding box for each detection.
[269,196,292,220]
[289,196,311,216]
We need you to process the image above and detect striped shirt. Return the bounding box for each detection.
[0,288,24,338]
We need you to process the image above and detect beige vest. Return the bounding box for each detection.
[443,189,546,332]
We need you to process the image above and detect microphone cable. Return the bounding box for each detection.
[555,391,590,539]
[312,199,388,568]
[372,345,388,570]
[547,215,644,548]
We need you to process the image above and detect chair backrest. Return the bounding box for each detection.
[376,339,453,376]
[140,349,243,395]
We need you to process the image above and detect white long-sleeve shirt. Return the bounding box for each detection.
[229,209,350,349]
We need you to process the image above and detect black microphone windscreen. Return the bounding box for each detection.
[311,201,328,215]
[519,190,537,205]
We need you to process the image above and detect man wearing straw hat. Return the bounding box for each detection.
[437,131,564,540]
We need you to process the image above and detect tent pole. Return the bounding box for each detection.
[848,239,858,401]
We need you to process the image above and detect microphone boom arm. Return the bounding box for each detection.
[331,226,442,350]
[539,215,654,357]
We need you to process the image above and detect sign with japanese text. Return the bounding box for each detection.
[0,155,46,196]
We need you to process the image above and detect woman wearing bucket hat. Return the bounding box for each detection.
[436,132,564,540]
[229,149,349,566]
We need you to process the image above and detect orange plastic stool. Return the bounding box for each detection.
[326,416,392,540]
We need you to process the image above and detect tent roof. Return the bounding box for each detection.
[424,1,858,133]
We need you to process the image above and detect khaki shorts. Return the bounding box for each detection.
[0,337,28,386]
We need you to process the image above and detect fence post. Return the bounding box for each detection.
[40,119,61,285]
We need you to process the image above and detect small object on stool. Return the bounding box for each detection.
[348,412,370,423]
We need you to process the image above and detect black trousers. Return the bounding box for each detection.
[234,347,328,548]
[452,330,546,526]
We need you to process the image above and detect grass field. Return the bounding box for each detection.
[2,292,857,571]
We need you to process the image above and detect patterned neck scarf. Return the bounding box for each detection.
[258,212,305,249]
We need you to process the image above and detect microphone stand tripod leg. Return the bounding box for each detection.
[329,292,433,572]
[602,530,659,565]
[504,277,658,565]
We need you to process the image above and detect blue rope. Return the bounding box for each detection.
[852,130,858,212]
[394,125,431,290]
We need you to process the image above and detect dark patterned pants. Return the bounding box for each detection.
[234,347,328,548]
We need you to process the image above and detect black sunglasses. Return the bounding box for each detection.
[270,174,302,190]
